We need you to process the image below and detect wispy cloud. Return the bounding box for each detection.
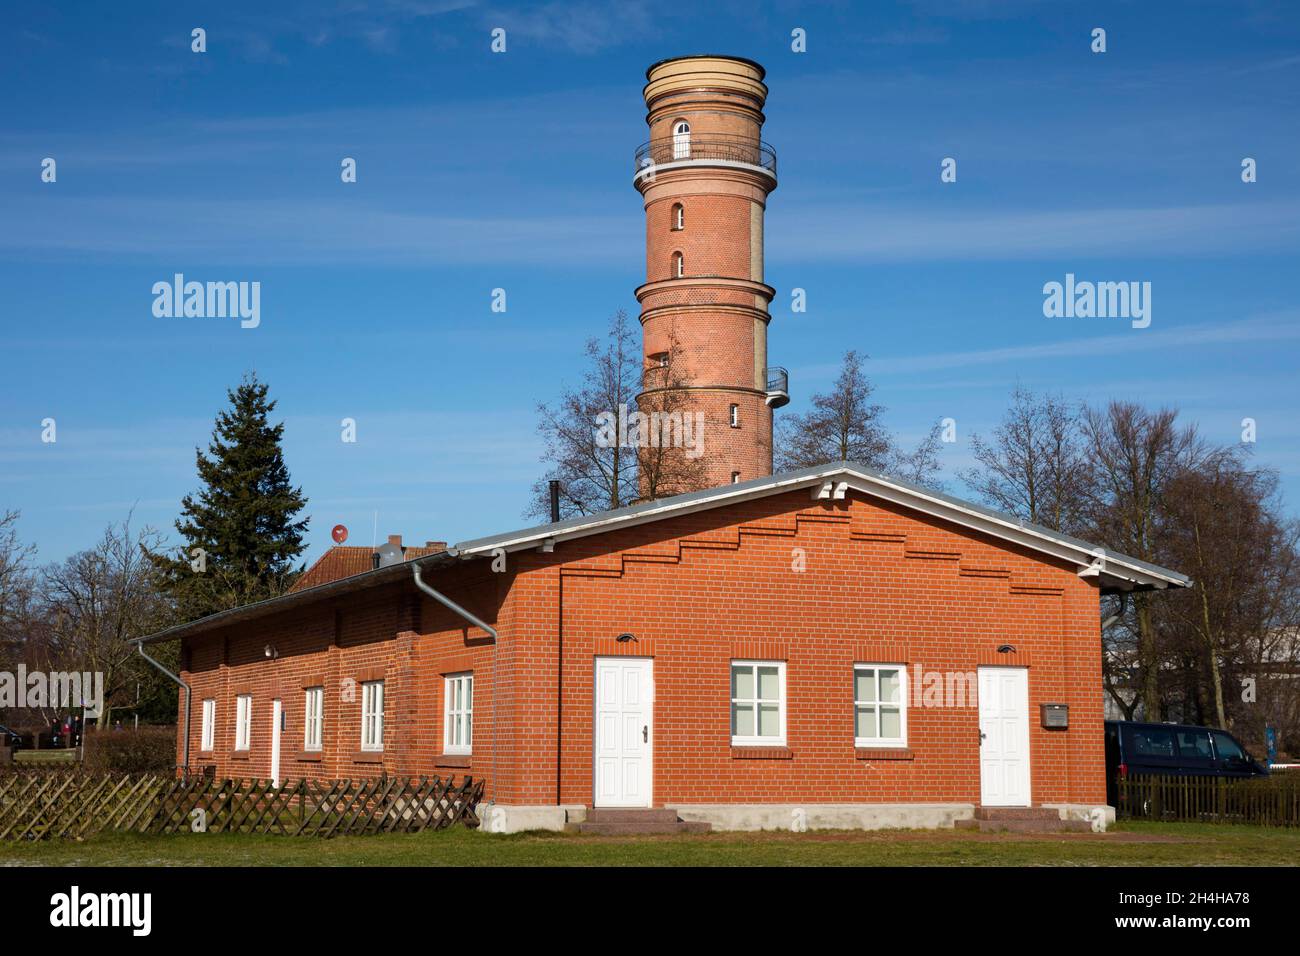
[793,313,1300,379]
[484,0,654,53]
[772,201,1300,262]
[1,195,635,265]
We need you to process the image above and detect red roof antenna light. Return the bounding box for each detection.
[331,524,349,544]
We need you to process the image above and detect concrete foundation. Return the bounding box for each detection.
[668,802,976,832]
[478,802,1115,834]
[478,804,588,834]
[1041,803,1116,832]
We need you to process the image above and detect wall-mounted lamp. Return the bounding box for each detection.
[996,644,1016,654]
[263,644,279,659]
[616,633,637,643]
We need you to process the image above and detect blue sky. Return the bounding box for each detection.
[2,0,1298,567]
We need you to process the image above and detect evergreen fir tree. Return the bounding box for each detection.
[154,373,309,621]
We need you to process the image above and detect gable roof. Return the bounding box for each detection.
[135,462,1188,645]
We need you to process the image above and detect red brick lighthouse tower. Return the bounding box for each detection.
[634,55,786,491]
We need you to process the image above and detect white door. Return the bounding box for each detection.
[270,698,282,788]
[672,121,690,159]
[978,667,1030,806]
[594,657,653,807]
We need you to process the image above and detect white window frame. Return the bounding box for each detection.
[672,203,684,230]
[729,403,740,428]
[672,119,691,159]
[673,251,684,278]
[234,694,252,751]
[443,672,474,755]
[853,663,908,748]
[200,698,215,752]
[303,686,324,752]
[730,659,787,746]
[360,680,385,752]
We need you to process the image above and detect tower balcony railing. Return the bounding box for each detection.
[634,134,777,179]
[765,366,790,408]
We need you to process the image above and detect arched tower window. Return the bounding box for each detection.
[671,203,684,231]
[729,404,740,428]
[673,251,684,278]
[672,120,691,159]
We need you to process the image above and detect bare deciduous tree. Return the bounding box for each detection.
[529,310,710,519]
[1157,459,1300,732]
[1081,401,1213,723]
[775,350,943,487]
[36,518,174,728]
[0,511,36,657]
[635,334,709,502]
[960,385,1089,534]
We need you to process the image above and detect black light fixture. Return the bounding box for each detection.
[616,633,637,643]
[997,644,1016,654]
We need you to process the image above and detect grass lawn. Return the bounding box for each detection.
[0,821,1297,866]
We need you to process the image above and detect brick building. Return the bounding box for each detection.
[141,463,1186,832]
[138,57,1188,833]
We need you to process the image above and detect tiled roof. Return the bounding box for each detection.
[290,545,442,593]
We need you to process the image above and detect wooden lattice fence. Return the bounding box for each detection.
[0,772,484,841]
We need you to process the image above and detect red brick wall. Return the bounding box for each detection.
[180,488,1106,809]
[636,63,778,491]
[179,567,514,801]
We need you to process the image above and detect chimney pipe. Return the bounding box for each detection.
[549,479,561,523]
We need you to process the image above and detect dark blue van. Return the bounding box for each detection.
[1104,720,1269,806]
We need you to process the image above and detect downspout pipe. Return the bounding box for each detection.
[133,639,192,774]
[412,561,500,817]
[412,561,498,641]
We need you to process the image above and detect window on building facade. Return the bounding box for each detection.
[234,694,252,751]
[361,680,385,752]
[854,664,907,747]
[443,672,474,755]
[730,660,786,746]
[731,471,741,483]
[672,202,684,230]
[201,698,215,752]
[673,251,684,278]
[672,120,691,159]
[729,403,740,427]
[304,686,324,752]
